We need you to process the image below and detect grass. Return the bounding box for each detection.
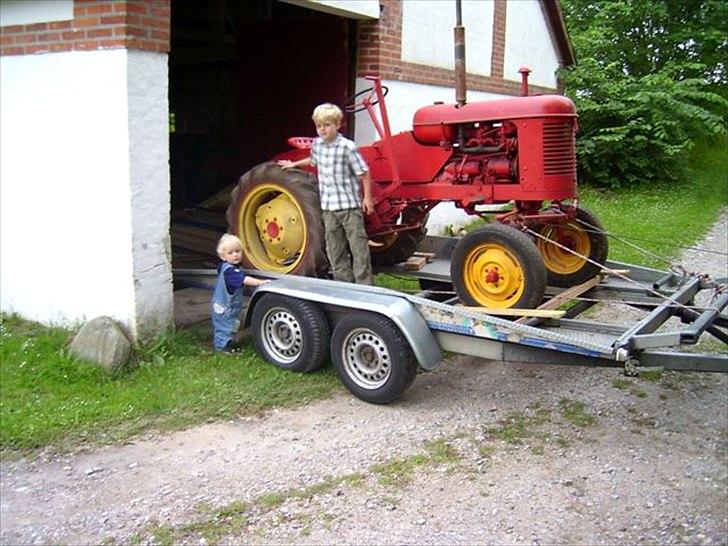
[579,139,728,268]
[0,314,340,456]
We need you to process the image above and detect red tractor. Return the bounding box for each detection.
[226,69,608,309]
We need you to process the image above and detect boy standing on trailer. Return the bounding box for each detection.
[212,234,270,352]
[278,103,374,285]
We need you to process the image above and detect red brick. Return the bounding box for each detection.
[151,6,170,18]
[87,28,113,38]
[14,34,37,44]
[87,3,114,14]
[99,38,126,48]
[49,21,73,30]
[150,29,170,41]
[25,44,51,54]
[128,26,149,37]
[0,35,13,46]
[50,42,73,52]
[25,23,49,32]
[1,46,25,55]
[1,25,25,33]
[101,15,126,25]
[127,2,147,15]
[74,17,101,28]
[36,32,62,42]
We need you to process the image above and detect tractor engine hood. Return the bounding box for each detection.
[412,94,577,145]
[414,94,577,125]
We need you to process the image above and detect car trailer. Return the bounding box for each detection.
[175,235,727,404]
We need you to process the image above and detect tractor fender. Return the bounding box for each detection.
[244,276,443,371]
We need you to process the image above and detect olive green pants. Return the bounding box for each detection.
[322,208,373,285]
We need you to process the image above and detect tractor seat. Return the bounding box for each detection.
[287,137,315,150]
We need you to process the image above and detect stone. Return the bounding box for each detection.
[69,316,132,372]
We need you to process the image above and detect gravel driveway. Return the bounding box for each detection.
[2,212,726,546]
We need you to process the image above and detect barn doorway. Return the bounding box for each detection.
[169,0,356,265]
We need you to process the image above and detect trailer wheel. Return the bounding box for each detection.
[331,313,417,404]
[251,293,329,372]
[227,162,328,276]
[535,207,609,287]
[451,224,547,309]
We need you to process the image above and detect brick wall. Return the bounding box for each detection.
[0,0,170,56]
[357,0,554,96]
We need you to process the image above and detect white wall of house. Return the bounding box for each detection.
[504,0,560,87]
[0,48,172,340]
[401,0,494,76]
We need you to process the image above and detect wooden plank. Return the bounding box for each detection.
[603,268,630,276]
[514,275,602,324]
[413,251,436,262]
[459,307,566,318]
[537,275,602,311]
[404,256,428,270]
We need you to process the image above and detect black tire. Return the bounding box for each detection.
[535,207,609,287]
[226,162,328,276]
[451,224,547,309]
[251,293,330,372]
[370,208,429,266]
[331,313,417,404]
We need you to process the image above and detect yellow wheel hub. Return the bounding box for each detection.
[236,183,306,272]
[537,222,590,275]
[463,243,525,308]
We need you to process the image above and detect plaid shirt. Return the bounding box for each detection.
[310,133,369,211]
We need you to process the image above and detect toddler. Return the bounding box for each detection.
[211,234,270,352]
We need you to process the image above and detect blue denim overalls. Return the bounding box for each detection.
[211,262,245,351]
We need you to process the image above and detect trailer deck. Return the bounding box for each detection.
[174,235,727,403]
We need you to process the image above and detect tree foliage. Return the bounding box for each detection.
[559,0,728,188]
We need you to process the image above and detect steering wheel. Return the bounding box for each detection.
[344,85,389,113]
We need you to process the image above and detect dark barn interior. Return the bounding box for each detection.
[169,0,356,262]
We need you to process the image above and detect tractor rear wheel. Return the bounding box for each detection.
[370,208,428,266]
[534,207,609,287]
[226,162,328,276]
[451,224,547,309]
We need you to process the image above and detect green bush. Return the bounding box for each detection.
[560,0,728,189]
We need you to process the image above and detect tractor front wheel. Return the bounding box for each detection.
[226,162,328,276]
[451,224,547,309]
[534,207,609,287]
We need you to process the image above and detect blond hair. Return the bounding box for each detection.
[217,233,242,258]
[312,103,343,125]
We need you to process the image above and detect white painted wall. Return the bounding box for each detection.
[0,49,172,340]
[401,0,493,76]
[353,78,505,235]
[504,0,560,87]
[0,0,73,25]
[280,0,379,19]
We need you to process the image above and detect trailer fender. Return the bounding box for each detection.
[244,277,443,371]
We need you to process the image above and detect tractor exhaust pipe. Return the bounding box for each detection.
[454,0,466,107]
[518,66,532,96]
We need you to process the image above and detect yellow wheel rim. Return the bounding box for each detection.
[462,243,525,308]
[537,222,591,275]
[236,183,306,272]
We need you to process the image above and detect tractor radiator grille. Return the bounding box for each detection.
[542,121,576,176]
